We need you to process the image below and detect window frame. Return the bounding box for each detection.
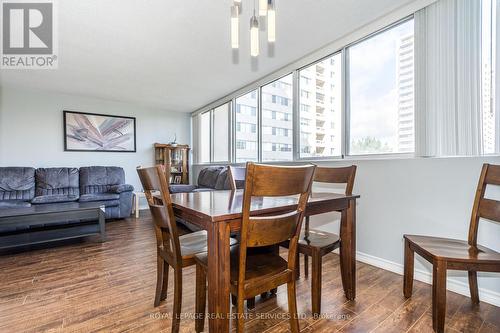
[193,15,417,165]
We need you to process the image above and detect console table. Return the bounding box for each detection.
[0,202,106,249]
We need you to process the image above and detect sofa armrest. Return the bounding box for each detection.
[169,184,198,193]
[109,184,134,194]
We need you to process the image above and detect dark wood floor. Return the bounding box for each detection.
[0,212,498,333]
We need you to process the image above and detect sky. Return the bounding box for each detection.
[348,19,414,152]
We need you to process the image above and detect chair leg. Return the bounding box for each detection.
[160,261,169,302]
[287,280,300,333]
[304,254,309,278]
[154,255,165,307]
[237,292,246,333]
[195,266,206,333]
[247,297,255,309]
[295,251,300,279]
[171,268,183,333]
[432,260,447,333]
[403,238,414,298]
[311,250,322,317]
[468,271,480,304]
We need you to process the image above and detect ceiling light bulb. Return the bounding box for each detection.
[231,5,239,49]
[250,15,259,57]
[267,0,275,43]
[259,0,267,16]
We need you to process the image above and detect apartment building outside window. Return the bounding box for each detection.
[262,74,294,161]
[235,90,258,162]
[298,52,342,158]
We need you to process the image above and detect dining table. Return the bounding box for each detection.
[170,189,359,333]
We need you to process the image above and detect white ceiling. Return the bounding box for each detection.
[0,0,417,113]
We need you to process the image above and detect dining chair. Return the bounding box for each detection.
[281,165,357,316]
[194,163,316,333]
[137,166,236,333]
[404,163,500,333]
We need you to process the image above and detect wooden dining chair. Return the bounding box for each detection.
[137,166,236,333]
[404,163,500,333]
[194,163,316,333]
[281,165,356,316]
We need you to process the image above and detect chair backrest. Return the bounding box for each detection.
[137,166,182,264]
[238,163,316,283]
[228,166,247,190]
[313,165,357,195]
[468,163,500,246]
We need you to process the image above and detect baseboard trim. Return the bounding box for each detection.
[356,251,500,307]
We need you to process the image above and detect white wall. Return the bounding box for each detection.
[0,86,190,190]
[192,156,500,306]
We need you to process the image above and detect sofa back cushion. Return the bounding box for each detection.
[35,168,79,197]
[79,166,125,194]
[0,167,35,201]
[197,167,224,189]
[214,167,231,190]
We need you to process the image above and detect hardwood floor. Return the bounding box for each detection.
[0,212,498,333]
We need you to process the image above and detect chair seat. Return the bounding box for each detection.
[299,229,340,249]
[195,245,289,285]
[404,234,500,264]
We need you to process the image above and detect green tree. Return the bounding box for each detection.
[350,137,392,154]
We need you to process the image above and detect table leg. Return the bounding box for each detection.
[98,206,106,242]
[339,199,356,300]
[207,221,231,333]
[135,194,140,218]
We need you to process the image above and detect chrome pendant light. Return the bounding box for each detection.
[231,0,276,57]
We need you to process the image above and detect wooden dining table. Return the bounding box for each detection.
[170,189,359,332]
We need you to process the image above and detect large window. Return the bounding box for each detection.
[299,53,342,158]
[261,74,294,161]
[212,103,230,162]
[347,18,414,155]
[199,111,210,163]
[235,90,258,162]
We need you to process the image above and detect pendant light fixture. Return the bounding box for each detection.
[230,0,276,57]
[250,11,259,57]
[267,0,275,43]
[259,0,267,16]
[231,5,239,48]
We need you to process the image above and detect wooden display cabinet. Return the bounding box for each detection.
[154,143,190,185]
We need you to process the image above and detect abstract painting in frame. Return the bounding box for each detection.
[64,111,136,152]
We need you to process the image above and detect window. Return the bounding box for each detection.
[212,103,230,162]
[235,90,258,162]
[347,18,415,155]
[198,111,211,163]
[262,74,294,161]
[299,53,342,158]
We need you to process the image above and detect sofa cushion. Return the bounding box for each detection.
[0,167,35,201]
[215,167,231,190]
[109,184,134,194]
[79,193,120,202]
[0,200,32,209]
[169,184,198,194]
[32,194,79,204]
[35,168,79,197]
[197,167,223,189]
[79,166,125,194]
